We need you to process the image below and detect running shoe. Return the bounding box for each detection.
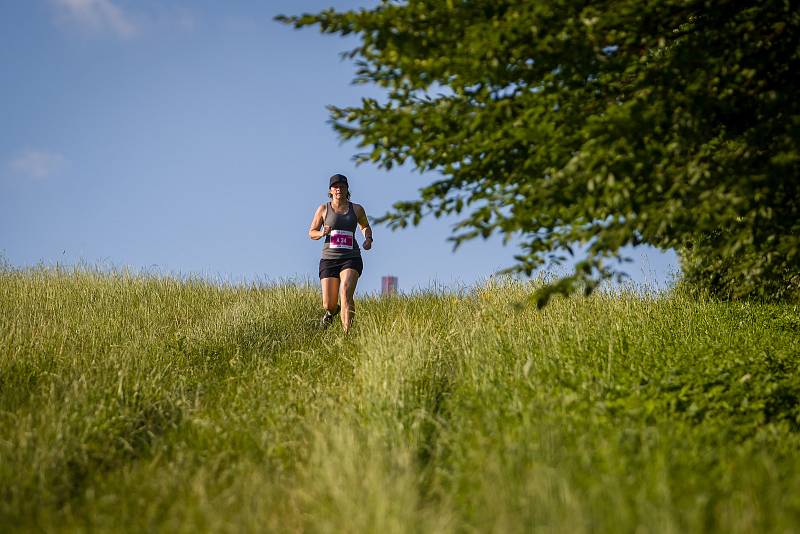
[319,305,341,328]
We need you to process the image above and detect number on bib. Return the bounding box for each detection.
[329,230,354,249]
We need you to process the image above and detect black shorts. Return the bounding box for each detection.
[319,257,363,279]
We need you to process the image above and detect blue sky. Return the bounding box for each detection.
[0,0,678,294]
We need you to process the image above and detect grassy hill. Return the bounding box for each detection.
[1,267,799,532]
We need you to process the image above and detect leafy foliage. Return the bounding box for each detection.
[680,223,800,302]
[278,0,800,302]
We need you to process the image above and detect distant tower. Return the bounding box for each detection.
[381,275,398,296]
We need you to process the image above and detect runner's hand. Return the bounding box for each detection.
[322,225,331,236]
[363,238,372,250]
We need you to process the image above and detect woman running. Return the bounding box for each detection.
[308,174,372,333]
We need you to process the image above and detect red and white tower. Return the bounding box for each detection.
[381,275,398,296]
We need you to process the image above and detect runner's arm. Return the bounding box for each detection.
[355,204,373,242]
[308,204,330,240]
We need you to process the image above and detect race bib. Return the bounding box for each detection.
[329,229,354,249]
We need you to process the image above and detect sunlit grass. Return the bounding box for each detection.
[1,266,798,532]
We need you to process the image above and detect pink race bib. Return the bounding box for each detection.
[329,229,354,249]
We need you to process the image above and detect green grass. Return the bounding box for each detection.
[1,266,799,533]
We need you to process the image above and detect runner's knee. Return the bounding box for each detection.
[339,282,354,296]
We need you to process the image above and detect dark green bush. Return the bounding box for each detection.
[680,228,800,303]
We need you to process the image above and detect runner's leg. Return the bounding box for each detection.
[339,268,359,333]
[321,277,340,313]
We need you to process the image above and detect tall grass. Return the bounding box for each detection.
[1,266,798,532]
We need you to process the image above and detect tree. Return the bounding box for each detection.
[278,0,800,305]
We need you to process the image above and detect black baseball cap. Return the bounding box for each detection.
[329,174,349,187]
